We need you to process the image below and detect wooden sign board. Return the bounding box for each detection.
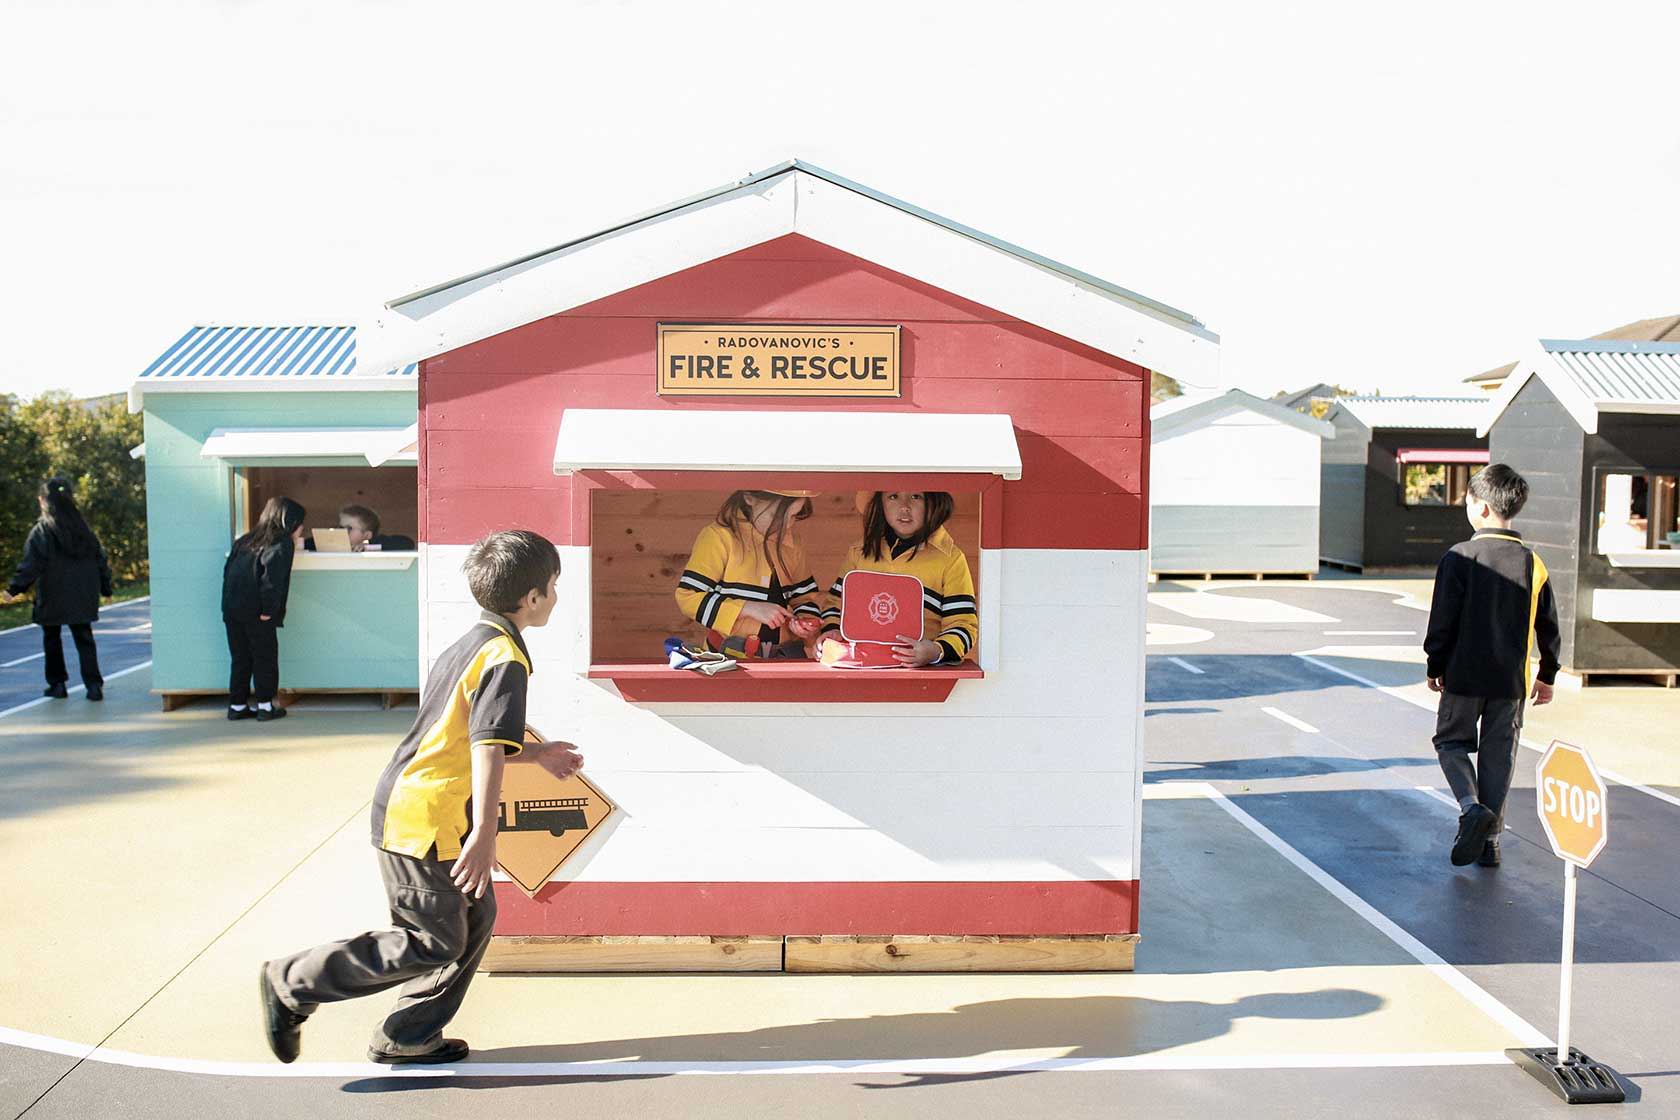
[657,324,900,397]
[495,727,615,897]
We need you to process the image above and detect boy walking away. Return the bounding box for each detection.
[259,530,583,1064]
[1424,464,1560,869]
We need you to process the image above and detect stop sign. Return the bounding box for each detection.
[1535,740,1609,868]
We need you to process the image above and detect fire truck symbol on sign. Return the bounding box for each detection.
[868,592,900,626]
[493,726,617,898]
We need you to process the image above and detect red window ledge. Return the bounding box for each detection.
[587,661,984,703]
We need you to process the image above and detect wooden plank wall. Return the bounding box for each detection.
[591,490,980,661]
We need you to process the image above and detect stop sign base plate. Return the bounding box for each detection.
[1507,1047,1626,1104]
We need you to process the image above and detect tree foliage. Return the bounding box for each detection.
[1,393,147,584]
[1150,371,1184,403]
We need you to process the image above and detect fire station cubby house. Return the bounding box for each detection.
[371,161,1219,972]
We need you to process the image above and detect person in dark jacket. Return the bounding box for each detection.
[1424,464,1561,869]
[3,478,113,700]
[338,505,416,552]
[222,497,305,723]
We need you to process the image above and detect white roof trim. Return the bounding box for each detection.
[1150,389,1334,439]
[128,443,145,461]
[364,423,420,467]
[553,409,1023,479]
[199,426,417,465]
[128,375,414,413]
[366,165,1218,386]
[1478,349,1601,436]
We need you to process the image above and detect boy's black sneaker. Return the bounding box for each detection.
[256,706,288,722]
[1452,805,1497,866]
[228,706,257,721]
[43,683,68,699]
[259,965,307,1064]
[369,1038,470,1065]
[86,686,103,702]
[1477,839,1502,867]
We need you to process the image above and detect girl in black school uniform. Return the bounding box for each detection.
[3,477,113,700]
[221,497,305,722]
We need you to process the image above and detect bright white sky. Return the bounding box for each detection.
[3,1,1677,401]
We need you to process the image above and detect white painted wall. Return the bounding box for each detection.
[1150,410,1322,507]
[421,544,1145,886]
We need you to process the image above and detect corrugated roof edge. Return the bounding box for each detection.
[1541,338,1680,355]
[383,159,1209,334]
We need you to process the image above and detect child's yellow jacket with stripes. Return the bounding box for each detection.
[675,522,823,637]
[822,526,978,663]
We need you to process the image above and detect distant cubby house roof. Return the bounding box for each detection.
[1330,395,1489,431]
[130,326,416,410]
[1479,339,1680,435]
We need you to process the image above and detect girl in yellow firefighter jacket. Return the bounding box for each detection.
[818,491,978,666]
[675,490,826,657]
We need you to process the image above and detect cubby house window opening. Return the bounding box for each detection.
[1401,462,1472,507]
[1595,470,1680,555]
[234,465,419,557]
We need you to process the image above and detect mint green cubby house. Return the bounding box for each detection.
[132,327,420,705]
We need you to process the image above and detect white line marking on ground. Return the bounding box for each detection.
[1294,652,1680,811]
[1414,786,1461,810]
[0,660,152,721]
[1323,630,1416,636]
[1167,656,1205,675]
[2,653,44,667]
[0,1025,1517,1078]
[1185,781,1549,1048]
[1261,707,1319,734]
[0,596,150,638]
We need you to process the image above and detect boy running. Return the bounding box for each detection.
[260,530,582,1064]
[1424,464,1560,868]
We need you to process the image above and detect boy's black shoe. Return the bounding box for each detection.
[1477,839,1502,867]
[86,686,103,702]
[259,966,306,1064]
[228,706,257,721]
[369,1039,470,1065]
[256,706,288,722]
[43,683,68,699]
[1452,805,1497,866]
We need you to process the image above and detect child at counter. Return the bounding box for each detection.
[338,504,416,552]
[817,491,978,666]
[674,490,826,658]
[221,497,305,722]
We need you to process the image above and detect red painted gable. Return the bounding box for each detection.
[421,234,1149,549]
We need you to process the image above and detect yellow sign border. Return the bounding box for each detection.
[656,323,901,398]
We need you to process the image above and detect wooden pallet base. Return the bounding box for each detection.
[482,936,784,973]
[156,688,417,712]
[1151,571,1316,582]
[481,934,1138,973]
[1565,669,1679,689]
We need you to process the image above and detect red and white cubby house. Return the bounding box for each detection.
[367,161,1219,968]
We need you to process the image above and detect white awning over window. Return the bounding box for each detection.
[552,409,1022,479]
[200,426,417,466]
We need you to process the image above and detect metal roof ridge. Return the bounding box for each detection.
[1541,338,1680,355]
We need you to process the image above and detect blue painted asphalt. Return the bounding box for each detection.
[0,597,152,714]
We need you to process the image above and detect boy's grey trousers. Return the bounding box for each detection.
[266,849,496,1055]
[1432,691,1525,828]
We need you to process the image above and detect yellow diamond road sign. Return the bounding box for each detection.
[495,727,615,897]
[1535,740,1608,868]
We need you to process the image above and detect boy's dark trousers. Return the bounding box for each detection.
[1433,692,1524,828]
[266,850,495,1055]
[41,623,101,689]
[226,619,279,704]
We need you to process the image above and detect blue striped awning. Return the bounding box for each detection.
[136,326,418,382]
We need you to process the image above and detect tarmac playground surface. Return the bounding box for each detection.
[2,579,1676,1117]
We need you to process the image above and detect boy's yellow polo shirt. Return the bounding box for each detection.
[370,611,530,860]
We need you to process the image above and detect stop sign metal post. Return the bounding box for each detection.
[1506,740,1625,1104]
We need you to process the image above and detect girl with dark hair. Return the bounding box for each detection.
[817,491,978,667]
[674,490,826,658]
[221,496,306,722]
[3,477,113,700]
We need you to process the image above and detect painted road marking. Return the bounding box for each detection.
[1414,786,1461,810]
[2,653,45,667]
[1323,630,1416,636]
[0,660,152,721]
[1294,652,1680,812]
[0,596,151,638]
[1167,656,1205,675]
[1188,782,1548,1049]
[1261,707,1318,734]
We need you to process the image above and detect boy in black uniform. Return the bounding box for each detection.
[259,530,583,1064]
[1424,464,1561,868]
